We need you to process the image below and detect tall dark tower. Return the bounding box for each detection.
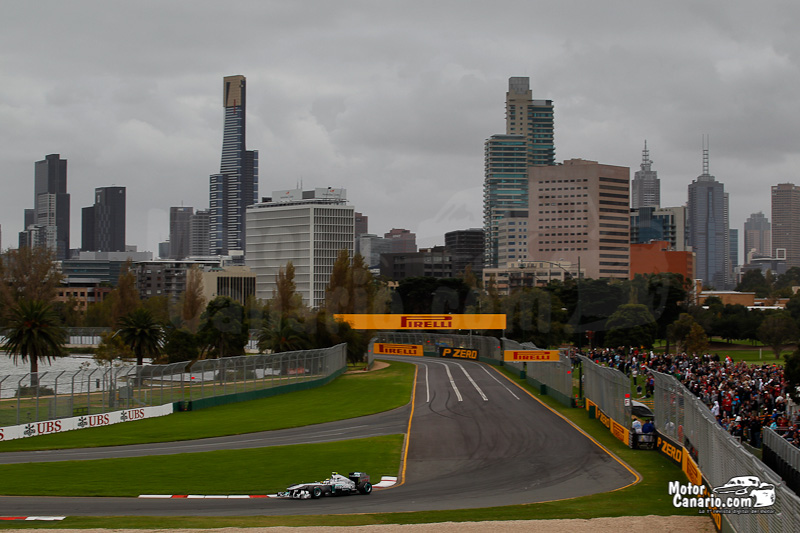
[31,154,70,259]
[82,186,126,252]
[210,75,259,255]
[631,141,660,208]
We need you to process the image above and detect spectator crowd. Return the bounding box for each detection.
[573,346,800,449]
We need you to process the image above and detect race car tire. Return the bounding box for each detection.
[358,482,372,495]
[311,486,323,499]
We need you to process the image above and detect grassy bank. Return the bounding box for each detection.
[0,361,415,452]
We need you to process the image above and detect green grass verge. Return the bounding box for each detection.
[0,435,403,497]
[0,361,704,529]
[0,361,415,452]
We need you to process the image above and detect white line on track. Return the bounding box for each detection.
[456,363,488,401]
[479,365,521,400]
[435,362,462,402]
[420,363,430,403]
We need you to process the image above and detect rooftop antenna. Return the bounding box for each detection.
[641,140,652,171]
[702,134,710,176]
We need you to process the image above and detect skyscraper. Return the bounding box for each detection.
[631,141,660,209]
[743,212,771,261]
[169,206,193,259]
[190,209,211,257]
[22,154,70,259]
[528,159,630,280]
[505,77,555,166]
[688,144,730,289]
[483,134,528,268]
[771,183,800,268]
[82,186,126,252]
[209,75,259,255]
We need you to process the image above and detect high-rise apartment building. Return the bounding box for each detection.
[483,134,528,268]
[528,159,631,279]
[771,183,800,268]
[21,154,70,259]
[245,188,354,307]
[209,75,259,255]
[505,77,555,166]
[190,209,211,257]
[743,212,771,261]
[688,146,730,289]
[445,228,485,277]
[631,141,660,209]
[169,206,193,259]
[82,186,126,252]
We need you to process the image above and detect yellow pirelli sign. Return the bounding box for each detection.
[334,314,506,330]
[504,350,560,362]
[373,343,424,356]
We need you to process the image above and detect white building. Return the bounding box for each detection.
[246,188,354,307]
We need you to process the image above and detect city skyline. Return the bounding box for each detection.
[2,2,799,258]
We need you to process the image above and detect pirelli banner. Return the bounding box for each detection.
[334,314,507,330]
[439,347,479,360]
[504,350,560,362]
[373,343,424,357]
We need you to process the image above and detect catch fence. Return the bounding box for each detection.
[503,339,573,407]
[652,370,800,533]
[0,344,347,427]
[580,355,630,424]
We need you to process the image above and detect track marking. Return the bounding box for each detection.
[435,361,462,402]
[486,364,642,490]
[479,364,520,400]
[456,363,488,401]
[421,363,430,403]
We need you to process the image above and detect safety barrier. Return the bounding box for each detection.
[652,370,800,533]
[763,427,800,495]
[503,339,573,407]
[0,344,347,429]
[370,332,503,364]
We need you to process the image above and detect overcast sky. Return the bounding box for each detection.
[2,1,799,256]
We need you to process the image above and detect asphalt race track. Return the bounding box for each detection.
[0,357,638,516]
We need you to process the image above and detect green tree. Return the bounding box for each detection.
[758,311,798,358]
[257,313,308,353]
[1,300,67,387]
[604,304,657,349]
[94,331,133,367]
[503,287,569,347]
[197,296,249,358]
[736,269,771,298]
[685,323,710,354]
[116,308,164,365]
[162,328,199,363]
[110,262,141,327]
[668,313,704,353]
[646,273,688,353]
[181,266,206,332]
[272,262,304,318]
[0,248,63,329]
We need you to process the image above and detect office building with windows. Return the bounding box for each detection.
[631,141,660,209]
[688,147,730,289]
[528,158,630,280]
[772,183,800,268]
[209,75,259,255]
[505,77,555,166]
[20,154,70,259]
[744,212,771,261]
[245,188,354,307]
[82,186,125,252]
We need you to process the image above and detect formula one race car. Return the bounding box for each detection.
[279,472,372,499]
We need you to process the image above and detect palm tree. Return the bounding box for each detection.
[2,299,67,388]
[258,314,308,354]
[116,308,164,365]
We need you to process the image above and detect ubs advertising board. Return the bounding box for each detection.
[373,343,424,356]
[334,314,506,330]
[438,346,479,360]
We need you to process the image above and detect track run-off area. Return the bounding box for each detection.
[0,356,639,516]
